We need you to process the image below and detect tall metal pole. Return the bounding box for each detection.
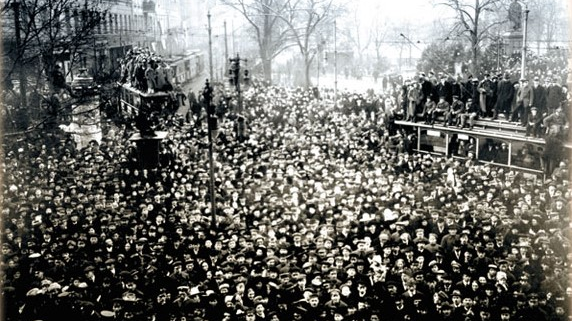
[232,20,236,55]
[497,37,501,71]
[224,21,228,65]
[203,80,217,227]
[208,12,214,82]
[521,4,529,79]
[317,50,320,87]
[334,20,338,108]
[13,0,26,109]
[236,54,242,113]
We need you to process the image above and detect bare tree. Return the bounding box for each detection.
[437,0,506,75]
[527,0,568,53]
[341,6,371,74]
[282,0,345,88]
[1,0,107,134]
[371,18,390,68]
[2,0,107,92]
[221,0,293,83]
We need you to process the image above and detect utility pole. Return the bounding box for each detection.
[12,0,26,109]
[208,12,214,82]
[409,43,412,67]
[232,20,236,59]
[334,20,338,108]
[224,21,228,66]
[497,37,502,71]
[317,50,320,87]
[203,80,217,227]
[521,4,530,79]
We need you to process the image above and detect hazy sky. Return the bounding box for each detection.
[354,0,442,24]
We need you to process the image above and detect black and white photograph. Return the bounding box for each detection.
[0,0,571,320]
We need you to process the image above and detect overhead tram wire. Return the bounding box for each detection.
[399,33,475,99]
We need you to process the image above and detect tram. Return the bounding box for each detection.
[395,118,570,178]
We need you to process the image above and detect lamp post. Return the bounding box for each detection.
[228,53,249,113]
[520,2,530,79]
[207,12,214,82]
[334,20,338,108]
[317,48,320,87]
[496,36,503,71]
[202,79,217,227]
[12,0,27,109]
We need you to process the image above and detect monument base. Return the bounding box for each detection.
[503,30,523,56]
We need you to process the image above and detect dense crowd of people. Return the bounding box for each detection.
[118,47,175,94]
[1,74,571,321]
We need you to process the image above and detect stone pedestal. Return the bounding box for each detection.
[503,30,523,56]
[129,131,168,169]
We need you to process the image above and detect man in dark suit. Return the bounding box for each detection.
[495,73,515,119]
[545,77,563,113]
[531,76,547,115]
[516,78,535,126]
[434,75,453,105]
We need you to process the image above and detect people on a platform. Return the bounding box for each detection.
[494,73,515,119]
[431,96,451,126]
[118,47,174,94]
[407,82,421,121]
[447,95,465,127]
[459,98,479,129]
[510,81,522,123]
[525,107,542,138]
[478,73,492,117]
[516,78,534,127]
[531,76,547,116]
[145,61,157,94]
[543,106,569,139]
[421,95,436,124]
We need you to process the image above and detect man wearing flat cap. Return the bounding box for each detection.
[525,105,542,137]
[545,77,563,113]
[513,292,549,321]
[515,78,534,126]
[531,76,547,115]
[324,288,349,317]
[448,95,465,127]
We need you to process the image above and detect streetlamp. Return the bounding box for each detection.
[207,12,214,82]
[228,53,249,113]
[334,20,338,108]
[520,1,530,79]
[12,0,27,109]
[202,79,217,227]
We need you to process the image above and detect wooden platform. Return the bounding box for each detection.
[395,120,544,144]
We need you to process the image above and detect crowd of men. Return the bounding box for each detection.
[387,71,570,138]
[118,47,175,94]
[1,74,571,321]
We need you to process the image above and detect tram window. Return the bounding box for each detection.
[450,134,476,157]
[511,142,543,169]
[420,130,446,154]
[478,138,509,164]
